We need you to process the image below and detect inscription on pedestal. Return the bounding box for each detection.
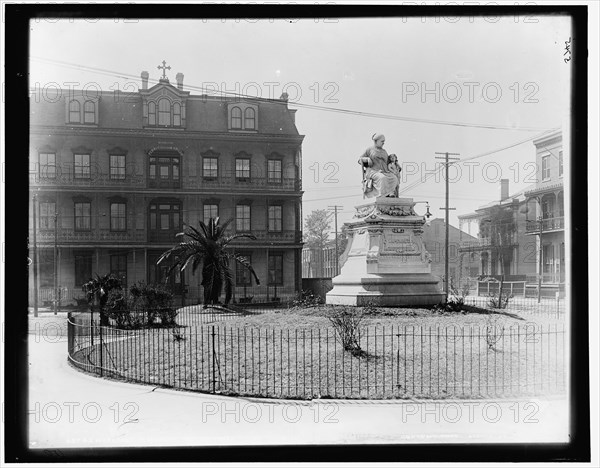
[383,231,420,255]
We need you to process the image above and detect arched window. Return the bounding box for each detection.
[69,100,80,123]
[148,101,156,125]
[173,102,181,126]
[158,98,171,126]
[231,107,242,129]
[83,101,95,124]
[244,107,255,129]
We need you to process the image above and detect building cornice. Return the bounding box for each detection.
[31,186,304,197]
[30,125,305,144]
[524,182,564,197]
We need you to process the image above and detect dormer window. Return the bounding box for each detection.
[140,74,189,128]
[244,108,255,129]
[84,101,96,123]
[174,103,181,126]
[228,103,258,131]
[69,100,80,123]
[66,95,99,125]
[148,102,156,125]
[231,107,242,129]
[158,98,170,125]
[146,98,184,128]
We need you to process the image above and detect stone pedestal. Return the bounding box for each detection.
[326,197,444,307]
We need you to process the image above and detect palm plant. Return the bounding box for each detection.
[158,217,260,306]
[82,273,123,326]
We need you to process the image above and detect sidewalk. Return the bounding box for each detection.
[28,335,569,448]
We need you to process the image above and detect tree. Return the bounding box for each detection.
[304,209,332,250]
[479,205,517,308]
[158,217,260,306]
[82,274,123,326]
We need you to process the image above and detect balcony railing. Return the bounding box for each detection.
[34,229,146,243]
[525,217,564,233]
[30,172,301,192]
[459,239,492,251]
[31,228,301,244]
[30,173,146,188]
[183,175,300,192]
[229,230,302,243]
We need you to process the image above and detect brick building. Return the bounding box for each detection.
[421,218,478,286]
[29,67,304,305]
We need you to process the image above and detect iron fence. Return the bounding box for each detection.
[68,312,566,400]
[461,295,566,319]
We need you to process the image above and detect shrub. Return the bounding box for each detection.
[292,290,324,308]
[129,282,177,327]
[328,307,364,356]
[487,292,512,309]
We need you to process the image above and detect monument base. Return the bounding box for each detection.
[326,197,444,307]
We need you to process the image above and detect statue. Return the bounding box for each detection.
[358,133,402,198]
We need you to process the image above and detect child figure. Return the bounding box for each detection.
[387,153,402,197]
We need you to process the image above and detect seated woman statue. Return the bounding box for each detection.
[358,133,401,198]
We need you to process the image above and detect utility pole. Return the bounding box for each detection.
[32,194,38,317]
[328,205,343,276]
[54,211,59,315]
[435,152,460,302]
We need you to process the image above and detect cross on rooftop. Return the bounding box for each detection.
[157,60,171,80]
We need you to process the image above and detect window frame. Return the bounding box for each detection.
[230,106,242,129]
[148,101,156,126]
[541,155,551,181]
[558,151,563,177]
[267,159,283,184]
[39,152,56,179]
[110,154,126,180]
[83,100,96,124]
[235,158,251,180]
[74,201,92,231]
[268,204,283,232]
[158,98,171,126]
[203,157,219,179]
[39,201,56,230]
[268,252,284,286]
[148,155,181,188]
[149,202,182,234]
[68,100,81,123]
[244,107,256,130]
[73,153,91,179]
[110,202,127,231]
[236,204,251,232]
[203,204,219,225]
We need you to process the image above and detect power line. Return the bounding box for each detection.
[30,56,555,132]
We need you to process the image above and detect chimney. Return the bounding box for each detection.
[176,73,184,90]
[500,179,509,201]
[141,71,149,90]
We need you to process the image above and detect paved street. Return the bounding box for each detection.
[28,326,569,449]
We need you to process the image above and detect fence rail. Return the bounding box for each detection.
[68,311,566,400]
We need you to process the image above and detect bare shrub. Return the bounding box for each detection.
[328,307,364,356]
[485,315,505,351]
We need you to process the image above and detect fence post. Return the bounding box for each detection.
[211,325,216,393]
[99,321,104,377]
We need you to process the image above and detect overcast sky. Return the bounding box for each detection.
[29,15,572,231]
